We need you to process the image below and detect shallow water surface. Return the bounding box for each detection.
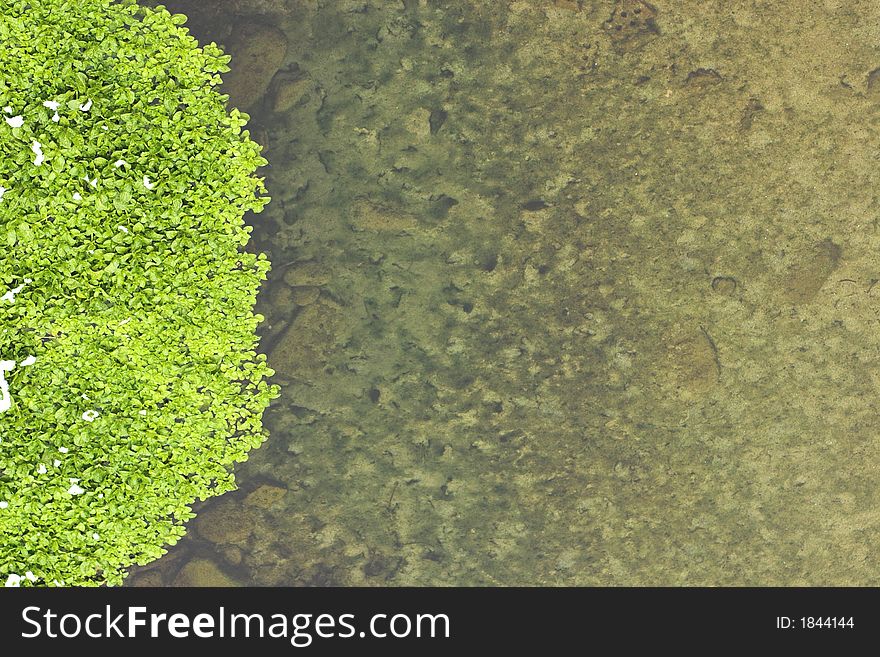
[129,0,880,586]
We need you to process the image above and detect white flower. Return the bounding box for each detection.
[20,355,35,366]
[143,176,154,190]
[84,175,97,188]
[1,281,27,303]
[0,501,7,509]
[2,106,11,114]
[118,225,129,234]
[92,533,99,540]
[31,141,44,166]
[5,574,21,587]
[37,464,47,474]
[72,192,81,201]
[25,572,36,582]
[114,159,127,168]
[58,446,69,453]
[67,484,85,495]
[53,459,61,467]
[0,360,14,414]
[82,410,99,422]
[43,101,60,122]
[5,115,24,128]
[79,98,93,112]
[0,187,6,200]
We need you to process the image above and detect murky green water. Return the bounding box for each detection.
[128,0,880,586]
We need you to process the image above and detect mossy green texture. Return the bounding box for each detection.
[0,0,277,586]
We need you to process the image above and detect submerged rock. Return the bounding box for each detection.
[127,569,165,587]
[271,72,313,113]
[245,484,289,509]
[781,239,842,305]
[194,499,256,545]
[269,300,351,375]
[290,286,321,306]
[173,559,241,587]
[222,21,288,111]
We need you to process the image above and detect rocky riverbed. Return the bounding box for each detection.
[129,0,880,586]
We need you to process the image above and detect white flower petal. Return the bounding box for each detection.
[0,360,14,413]
[31,141,44,166]
[1,281,27,303]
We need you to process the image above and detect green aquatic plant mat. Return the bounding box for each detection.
[0,0,277,586]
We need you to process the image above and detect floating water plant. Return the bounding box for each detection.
[0,0,277,586]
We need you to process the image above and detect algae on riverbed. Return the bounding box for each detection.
[130,0,880,586]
